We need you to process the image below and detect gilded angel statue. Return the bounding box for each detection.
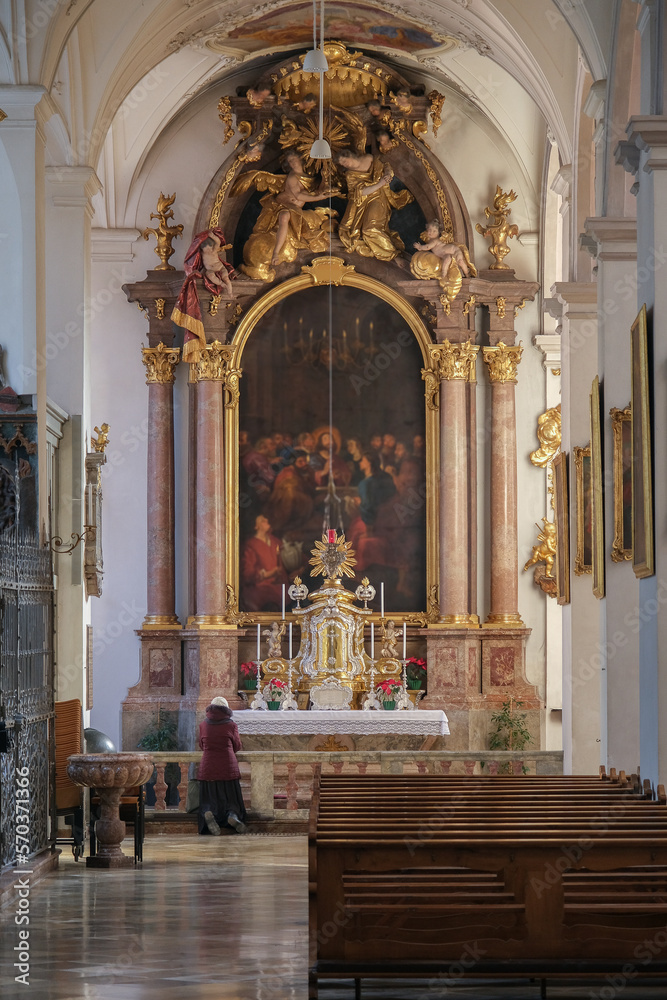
[231,150,336,282]
[410,219,476,308]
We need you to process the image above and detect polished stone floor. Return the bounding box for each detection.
[1,834,667,1000]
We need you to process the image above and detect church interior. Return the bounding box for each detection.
[2,0,667,996]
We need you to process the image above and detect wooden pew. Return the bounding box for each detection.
[309,771,667,998]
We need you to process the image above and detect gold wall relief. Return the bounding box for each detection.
[217,96,234,144]
[389,118,454,242]
[495,296,506,318]
[530,405,561,467]
[142,343,180,384]
[155,298,166,320]
[427,91,445,138]
[421,367,440,410]
[482,342,522,383]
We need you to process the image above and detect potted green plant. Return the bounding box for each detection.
[405,656,427,690]
[239,661,257,690]
[378,678,401,710]
[488,697,532,774]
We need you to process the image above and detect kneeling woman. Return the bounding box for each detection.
[198,697,247,834]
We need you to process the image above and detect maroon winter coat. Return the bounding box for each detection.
[198,709,242,781]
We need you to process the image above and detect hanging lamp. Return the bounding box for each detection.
[303,0,328,72]
[307,0,331,159]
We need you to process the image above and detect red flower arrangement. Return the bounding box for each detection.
[264,677,288,701]
[377,678,402,703]
[405,656,427,689]
[239,661,257,689]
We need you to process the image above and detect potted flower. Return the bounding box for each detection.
[264,677,287,710]
[239,661,257,691]
[405,656,427,690]
[378,678,402,710]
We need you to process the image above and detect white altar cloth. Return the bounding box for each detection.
[234,709,449,737]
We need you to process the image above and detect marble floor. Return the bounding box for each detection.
[1,835,666,1000]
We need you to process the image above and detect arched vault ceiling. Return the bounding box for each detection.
[24,0,613,168]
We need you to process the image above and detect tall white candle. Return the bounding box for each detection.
[282,584,286,620]
[289,622,293,660]
[403,622,407,660]
[256,622,261,662]
[380,582,385,618]
[370,622,375,659]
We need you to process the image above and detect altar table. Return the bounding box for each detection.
[234,709,449,737]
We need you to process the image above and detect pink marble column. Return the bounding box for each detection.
[192,347,226,626]
[432,341,478,624]
[483,343,523,625]
[141,344,181,628]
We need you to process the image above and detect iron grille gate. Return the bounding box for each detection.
[0,526,55,870]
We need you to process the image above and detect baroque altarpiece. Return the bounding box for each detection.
[121,42,542,750]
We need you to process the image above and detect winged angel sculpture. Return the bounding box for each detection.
[231,150,337,282]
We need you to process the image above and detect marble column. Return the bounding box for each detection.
[191,343,227,627]
[141,344,181,629]
[429,341,479,624]
[483,343,523,626]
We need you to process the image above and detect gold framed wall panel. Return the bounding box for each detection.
[590,375,604,599]
[225,258,439,622]
[631,304,654,579]
[610,405,631,563]
[573,444,592,576]
[553,451,570,605]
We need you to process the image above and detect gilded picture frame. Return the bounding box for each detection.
[573,444,592,575]
[631,305,654,579]
[590,376,604,599]
[610,405,632,563]
[553,451,570,605]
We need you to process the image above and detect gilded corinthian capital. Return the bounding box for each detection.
[192,340,243,408]
[483,341,523,383]
[142,343,180,384]
[432,339,478,381]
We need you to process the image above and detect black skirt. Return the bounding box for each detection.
[198,779,247,834]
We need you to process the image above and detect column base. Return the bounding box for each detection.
[436,614,480,628]
[484,613,525,628]
[187,614,237,630]
[142,615,182,630]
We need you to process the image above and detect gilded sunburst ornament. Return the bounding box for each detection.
[309,534,357,579]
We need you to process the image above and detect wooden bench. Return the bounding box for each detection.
[309,770,667,998]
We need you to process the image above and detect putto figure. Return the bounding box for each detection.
[410,219,476,282]
[171,229,236,363]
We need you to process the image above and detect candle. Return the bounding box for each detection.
[256,622,261,662]
[380,582,385,618]
[289,622,293,660]
[403,622,407,660]
[282,584,286,620]
[327,529,336,543]
[370,622,374,659]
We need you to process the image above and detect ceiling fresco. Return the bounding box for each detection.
[218,2,447,54]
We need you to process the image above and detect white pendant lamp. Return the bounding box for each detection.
[303,0,328,71]
[306,0,331,159]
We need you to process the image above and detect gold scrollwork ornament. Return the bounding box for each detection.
[476,185,519,270]
[155,298,166,320]
[427,91,445,137]
[192,340,230,382]
[141,193,183,271]
[217,96,235,144]
[530,405,562,468]
[483,342,522,383]
[142,343,180,384]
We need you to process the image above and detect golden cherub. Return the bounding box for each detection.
[524,518,557,578]
[91,423,110,454]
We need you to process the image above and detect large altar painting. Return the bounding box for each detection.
[238,284,427,615]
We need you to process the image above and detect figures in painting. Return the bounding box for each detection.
[336,150,413,261]
[231,151,336,281]
[241,515,290,612]
[239,425,425,613]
